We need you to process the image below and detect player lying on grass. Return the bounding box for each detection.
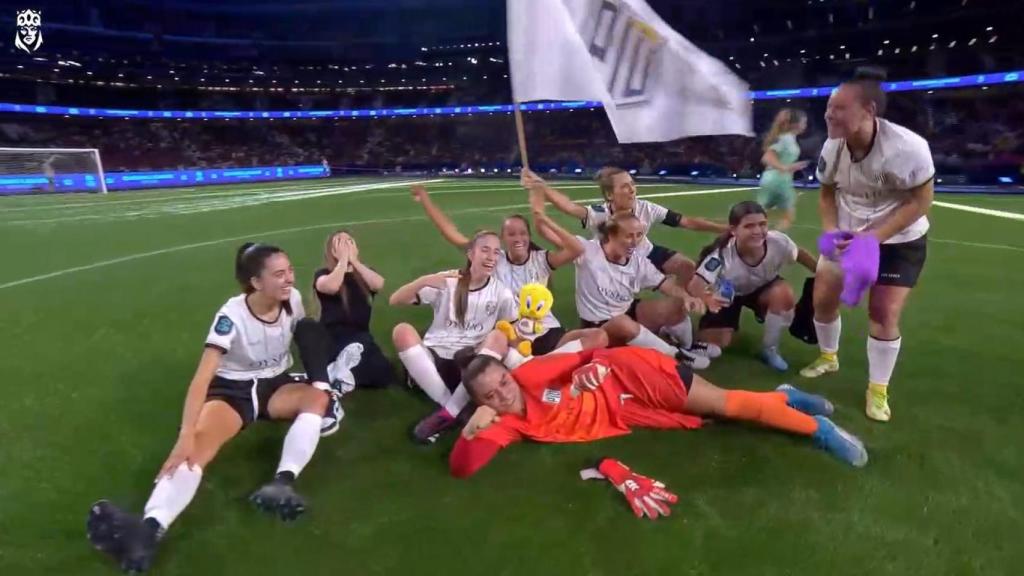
[313,229,393,392]
[87,243,339,573]
[408,185,607,442]
[802,66,935,422]
[570,211,723,369]
[688,201,818,371]
[449,346,868,482]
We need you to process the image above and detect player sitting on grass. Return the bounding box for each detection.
[449,346,868,483]
[390,230,518,443]
[87,243,339,574]
[570,212,721,369]
[313,229,393,392]
[688,201,818,371]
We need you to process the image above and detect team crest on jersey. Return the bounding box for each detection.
[542,388,562,404]
[817,155,827,175]
[484,301,497,316]
[214,315,234,335]
[703,257,722,272]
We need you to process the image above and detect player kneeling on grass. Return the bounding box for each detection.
[688,201,818,371]
[87,243,339,573]
[449,346,868,487]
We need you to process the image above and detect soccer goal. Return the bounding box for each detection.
[0,147,108,194]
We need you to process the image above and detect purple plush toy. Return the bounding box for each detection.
[818,231,880,307]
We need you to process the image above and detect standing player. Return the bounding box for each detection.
[87,243,339,573]
[534,167,725,354]
[314,230,393,392]
[800,67,935,422]
[390,230,518,441]
[449,346,868,479]
[689,201,818,371]
[572,212,720,368]
[758,109,810,230]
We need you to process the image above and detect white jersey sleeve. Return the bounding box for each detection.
[639,200,669,227]
[497,286,518,322]
[695,248,724,285]
[638,256,666,291]
[582,203,610,232]
[769,230,799,264]
[816,138,843,185]
[205,305,237,353]
[416,283,444,308]
[890,129,935,189]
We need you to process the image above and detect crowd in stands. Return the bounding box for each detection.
[0,87,1020,184]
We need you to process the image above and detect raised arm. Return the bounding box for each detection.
[411,185,471,249]
[529,186,584,268]
[388,270,455,306]
[524,168,588,221]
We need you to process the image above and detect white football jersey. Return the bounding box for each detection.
[494,249,561,329]
[573,236,666,323]
[416,276,517,358]
[582,199,670,256]
[695,231,798,296]
[205,289,305,380]
[816,118,934,244]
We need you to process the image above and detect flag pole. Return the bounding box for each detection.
[513,101,530,170]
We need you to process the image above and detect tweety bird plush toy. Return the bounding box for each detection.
[495,283,553,357]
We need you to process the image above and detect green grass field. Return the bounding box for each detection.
[1,177,1022,575]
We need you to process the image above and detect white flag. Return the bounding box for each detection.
[507,0,753,143]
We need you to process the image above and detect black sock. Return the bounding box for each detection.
[275,471,296,484]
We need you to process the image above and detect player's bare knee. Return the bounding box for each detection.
[481,329,509,353]
[868,298,902,330]
[303,387,330,415]
[768,284,796,312]
[392,323,420,350]
[582,329,609,350]
[603,315,640,343]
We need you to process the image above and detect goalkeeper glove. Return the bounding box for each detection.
[580,458,678,520]
[570,359,611,396]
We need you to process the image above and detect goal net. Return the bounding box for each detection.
[0,147,107,195]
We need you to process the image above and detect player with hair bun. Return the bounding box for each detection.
[87,243,339,573]
[801,66,936,422]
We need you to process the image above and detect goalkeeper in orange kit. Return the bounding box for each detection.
[450,346,867,519]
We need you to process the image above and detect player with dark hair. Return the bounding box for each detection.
[690,201,818,371]
[801,66,935,422]
[87,243,338,573]
[449,346,868,480]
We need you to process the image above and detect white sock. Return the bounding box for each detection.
[504,348,529,369]
[143,462,202,530]
[813,316,842,355]
[628,326,678,357]
[661,316,693,348]
[478,347,503,361]
[763,310,794,350]
[867,336,902,386]
[276,412,322,478]
[443,384,471,417]
[398,345,452,405]
[551,339,583,354]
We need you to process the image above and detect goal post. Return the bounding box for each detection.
[0,147,108,195]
